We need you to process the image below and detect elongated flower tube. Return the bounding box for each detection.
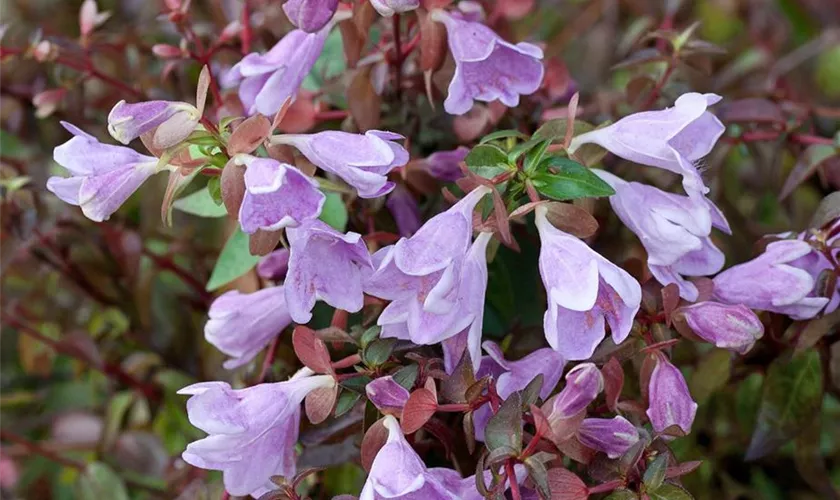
[235,155,325,234]
[535,204,642,360]
[677,301,764,354]
[107,99,200,149]
[179,369,335,497]
[546,363,603,419]
[569,92,724,196]
[47,122,162,222]
[387,184,422,237]
[430,9,544,115]
[595,170,730,301]
[222,26,329,116]
[272,130,409,198]
[647,354,697,436]
[425,146,469,182]
[204,286,292,369]
[283,0,338,33]
[577,417,640,459]
[285,220,374,323]
[713,239,830,320]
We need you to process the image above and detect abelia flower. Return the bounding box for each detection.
[222,27,328,116]
[370,0,419,17]
[47,122,162,222]
[713,239,831,320]
[678,301,764,354]
[569,92,724,196]
[235,155,325,234]
[107,99,200,149]
[362,415,521,500]
[647,354,697,436]
[204,286,292,369]
[595,170,730,301]
[272,130,409,198]
[365,376,410,415]
[472,341,565,441]
[364,188,491,367]
[283,0,337,33]
[770,224,840,315]
[424,146,469,182]
[545,363,603,419]
[285,220,374,323]
[431,9,544,115]
[257,248,291,281]
[179,370,335,497]
[535,204,642,360]
[387,184,422,237]
[577,416,640,459]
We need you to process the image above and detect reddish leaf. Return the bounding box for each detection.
[221,159,246,216]
[305,385,338,424]
[556,435,596,464]
[400,388,438,434]
[227,114,271,155]
[547,468,589,500]
[601,357,624,412]
[716,98,784,124]
[543,202,599,239]
[661,283,680,327]
[361,418,389,472]
[292,326,332,374]
[664,460,702,479]
[277,92,317,133]
[348,66,381,131]
[196,65,210,113]
[563,93,579,148]
[419,8,447,73]
[249,229,283,256]
[530,404,552,440]
[780,145,838,200]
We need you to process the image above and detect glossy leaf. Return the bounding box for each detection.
[531,157,615,201]
[205,227,261,290]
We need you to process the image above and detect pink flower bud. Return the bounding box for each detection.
[646,354,697,436]
[32,89,66,119]
[79,0,111,38]
[152,44,183,59]
[32,40,58,62]
[549,363,604,418]
[679,301,764,354]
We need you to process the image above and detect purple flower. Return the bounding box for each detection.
[179,370,335,497]
[205,286,292,369]
[364,187,491,369]
[222,27,328,116]
[647,354,697,436]
[272,130,409,198]
[283,0,337,33]
[785,227,840,315]
[472,341,565,441]
[366,376,410,415]
[535,204,642,360]
[595,170,730,301]
[713,240,831,320]
[679,301,764,354]
[569,92,724,196]
[361,415,521,500]
[370,0,419,17]
[47,122,160,222]
[425,146,469,182]
[257,248,291,281]
[546,363,603,419]
[386,184,422,237]
[431,10,544,115]
[107,99,200,149]
[577,417,639,459]
[235,155,325,234]
[285,220,374,323]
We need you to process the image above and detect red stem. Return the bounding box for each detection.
[315,110,350,121]
[506,460,522,500]
[331,354,362,370]
[240,0,252,55]
[638,57,676,110]
[256,336,279,384]
[392,14,403,100]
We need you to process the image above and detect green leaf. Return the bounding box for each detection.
[745,349,824,460]
[335,390,362,417]
[360,325,382,347]
[173,187,228,217]
[303,29,345,91]
[341,375,373,393]
[523,456,550,500]
[532,118,595,142]
[689,349,732,404]
[319,191,348,231]
[75,463,129,500]
[605,489,640,500]
[484,391,523,453]
[479,129,528,144]
[531,157,615,200]
[507,137,545,164]
[207,176,222,205]
[206,228,261,291]
[392,364,419,391]
[643,454,668,490]
[648,483,694,500]
[363,338,396,367]
[523,140,551,175]
[464,144,511,179]
[102,391,135,450]
[736,372,764,434]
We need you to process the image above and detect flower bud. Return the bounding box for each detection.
[32,40,58,62]
[577,417,639,458]
[32,89,66,118]
[107,99,200,149]
[678,301,764,354]
[365,376,410,415]
[549,363,604,418]
[646,354,697,436]
[152,43,183,59]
